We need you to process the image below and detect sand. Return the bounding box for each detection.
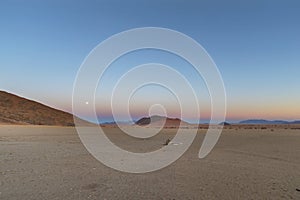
[1,125,300,200]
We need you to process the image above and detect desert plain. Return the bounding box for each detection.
[1,125,300,200]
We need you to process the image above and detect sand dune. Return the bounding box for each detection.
[0,91,89,126]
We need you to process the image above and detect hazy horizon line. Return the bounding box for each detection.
[1,90,299,124]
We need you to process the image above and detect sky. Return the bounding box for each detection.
[0,0,299,123]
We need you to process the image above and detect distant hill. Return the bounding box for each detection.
[101,120,134,125]
[289,121,300,124]
[0,91,90,126]
[239,119,300,125]
[135,115,190,127]
[219,122,231,126]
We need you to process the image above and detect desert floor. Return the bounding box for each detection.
[0,126,300,200]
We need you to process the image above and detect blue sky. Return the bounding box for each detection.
[0,0,299,122]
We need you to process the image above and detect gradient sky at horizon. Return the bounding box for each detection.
[0,0,299,123]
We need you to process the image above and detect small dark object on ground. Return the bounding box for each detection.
[296,188,300,192]
[164,139,171,145]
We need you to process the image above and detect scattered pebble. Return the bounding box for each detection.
[164,139,171,145]
[296,188,300,192]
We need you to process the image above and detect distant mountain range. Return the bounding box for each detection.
[102,118,300,126]
[0,91,90,126]
[239,119,300,125]
[101,121,134,125]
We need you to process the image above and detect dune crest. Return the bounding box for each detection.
[0,91,88,126]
